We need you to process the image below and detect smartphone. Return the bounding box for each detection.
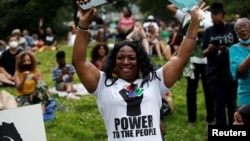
[80,0,108,10]
[211,40,220,47]
[26,74,33,80]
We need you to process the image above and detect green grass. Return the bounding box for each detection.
[0,44,208,141]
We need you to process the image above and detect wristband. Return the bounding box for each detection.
[77,26,89,32]
[185,34,197,40]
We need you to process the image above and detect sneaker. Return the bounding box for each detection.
[67,93,80,100]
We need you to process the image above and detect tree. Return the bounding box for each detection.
[0,0,249,41]
[0,0,74,40]
[0,0,132,40]
[134,0,174,21]
[134,0,250,22]
[217,0,250,19]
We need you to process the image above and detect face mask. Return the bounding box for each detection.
[22,64,32,71]
[59,63,66,68]
[239,38,250,44]
[9,41,18,48]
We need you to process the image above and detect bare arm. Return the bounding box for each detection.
[202,44,216,57]
[14,71,28,91]
[58,68,74,82]
[165,45,172,61]
[0,67,13,80]
[34,71,42,83]
[139,27,148,39]
[166,4,178,15]
[147,30,157,43]
[52,40,57,47]
[163,6,201,88]
[126,30,136,41]
[72,1,99,93]
[238,56,250,74]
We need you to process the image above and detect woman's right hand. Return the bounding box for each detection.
[76,0,95,28]
[62,67,69,74]
[23,71,30,79]
[6,74,14,81]
[207,44,217,53]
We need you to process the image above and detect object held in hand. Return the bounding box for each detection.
[26,74,33,80]
[168,0,202,12]
[24,71,30,75]
[79,0,108,10]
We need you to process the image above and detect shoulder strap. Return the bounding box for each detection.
[180,13,189,28]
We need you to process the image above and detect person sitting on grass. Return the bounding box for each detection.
[52,50,79,100]
[90,42,109,70]
[0,34,23,87]
[38,27,58,52]
[0,67,15,86]
[14,51,50,112]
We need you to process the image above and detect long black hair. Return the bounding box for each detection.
[236,104,250,125]
[91,43,109,61]
[102,40,160,87]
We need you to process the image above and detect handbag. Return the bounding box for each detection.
[0,90,17,110]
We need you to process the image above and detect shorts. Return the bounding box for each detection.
[152,38,159,44]
[55,82,65,91]
[90,28,104,39]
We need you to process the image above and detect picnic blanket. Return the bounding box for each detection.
[49,83,89,97]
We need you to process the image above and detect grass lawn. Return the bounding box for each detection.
[0,43,208,141]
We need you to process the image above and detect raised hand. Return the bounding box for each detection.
[198,1,209,12]
[76,0,95,28]
[189,5,203,23]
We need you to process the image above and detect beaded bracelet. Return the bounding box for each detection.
[77,26,89,32]
[185,34,197,40]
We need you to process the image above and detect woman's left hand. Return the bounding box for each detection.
[189,5,202,23]
[198,0,209,12]
[190,0,209,23]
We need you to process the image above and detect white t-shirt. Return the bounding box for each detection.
[143,21,159,36]
[93,68,169,141]
[67,32,76,47]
